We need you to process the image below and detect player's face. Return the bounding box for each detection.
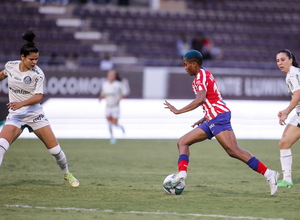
[183,59,197,76]
[276,52,292,74]
[21,52,39,71]
[107,70,116,82]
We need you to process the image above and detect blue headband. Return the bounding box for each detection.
[183,50,203,59]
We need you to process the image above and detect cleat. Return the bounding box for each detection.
[267,170,279,196]
[169,171,187,188]
[110,139,117,145]
[64,173,79,188]
[278,180,293,188]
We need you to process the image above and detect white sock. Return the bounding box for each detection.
[280,149,292,182]
[48,145,69,175]
[263,169,272,180]
[0,138,10,166]
[108,121,113,139]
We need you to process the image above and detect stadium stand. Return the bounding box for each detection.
[0,0,299,70]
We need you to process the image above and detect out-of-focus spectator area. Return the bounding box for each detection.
[0,0,299,70]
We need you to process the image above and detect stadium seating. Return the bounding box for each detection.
[0,0,299,69]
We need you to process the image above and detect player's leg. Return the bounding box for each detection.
[168,127,209,187]
[278,124,300,187]
[0,124,22,166]
[111,106,125,134]
[34,125,79,187]
[215,130,279,195]
[111,117,125,133]
[215,130,253,163]
[107,116,116,144]
[105,107,115,143]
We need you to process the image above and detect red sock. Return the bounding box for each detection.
[178,160,188,172]
[257,161,268,175]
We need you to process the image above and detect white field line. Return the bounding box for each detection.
[3,204,284,220]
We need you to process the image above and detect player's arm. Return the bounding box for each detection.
[191,116,206,128]
[0,70,7,81]
[278,89,300,125]
[164,90,206,115]
[7,94,43,111]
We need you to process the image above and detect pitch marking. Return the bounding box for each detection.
[3,204,284,220]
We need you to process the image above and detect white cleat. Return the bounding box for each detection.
[169,171,187,187]
[267,170,279,196]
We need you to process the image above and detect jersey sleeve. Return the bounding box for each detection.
[121,79,130,96]
[3,62,11,76]
[194,70,207,92]
[290,66,300,93]
[33,69,45,94]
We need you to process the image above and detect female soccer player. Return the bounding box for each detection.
[276,49,300,188]
[0,30,79,187]
[164,50,279,195]
[99,70,129,145]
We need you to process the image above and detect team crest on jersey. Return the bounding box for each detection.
[23,76,32,84]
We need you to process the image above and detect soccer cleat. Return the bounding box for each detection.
[278,180,293,188]
[110,139,117,145]
[64,173,80,188]
[168,171,187,188]
[267,170,279,196]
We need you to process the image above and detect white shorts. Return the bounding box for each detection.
[288,114,300,128]
[5,104,50,132]
[106,106,120,118]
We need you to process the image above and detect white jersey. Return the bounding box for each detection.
[101,80,128,107]
[4,60,44,105]
[286,66,300,114]
[3,61,49,131]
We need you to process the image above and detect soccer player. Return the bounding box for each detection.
[276,49,300,188]
[99,70,129,145]
[0,30,79,187]
[164,50,279,195]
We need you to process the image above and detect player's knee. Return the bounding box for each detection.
[279,139,290,149]
[226,148,239,159]
[177,138,186,149]
[177,138,188,151]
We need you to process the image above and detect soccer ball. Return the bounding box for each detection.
[163,173,185,195]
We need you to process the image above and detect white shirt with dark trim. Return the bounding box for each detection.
[4,60,44,103]
[286,66,300,113]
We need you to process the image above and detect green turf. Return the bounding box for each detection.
[0,139,299,220]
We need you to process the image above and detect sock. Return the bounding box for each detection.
[0,138,10,166]
[178,154,189,172]
[246,157,267,175]
[48,145,69,175]
[280,149,292,182]
[108,121,113,139]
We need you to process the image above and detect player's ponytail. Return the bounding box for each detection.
[291,53,299,68]
[278,49,299,68]
[20,29,39,57]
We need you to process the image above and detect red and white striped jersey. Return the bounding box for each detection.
[192,67,230,121]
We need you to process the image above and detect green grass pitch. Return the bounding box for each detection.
[0,139,299,220]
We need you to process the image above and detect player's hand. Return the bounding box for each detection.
[192,118,206,127]
[278,110,288,125]
[164,100,179,114]
[7,102,23,111]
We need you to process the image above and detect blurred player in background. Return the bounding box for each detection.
[164,50,279,195]
[0,30,79,187]
[276,49,300,188]
[99,70,129,145]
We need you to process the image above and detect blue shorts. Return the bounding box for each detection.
[198,112,233,140]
